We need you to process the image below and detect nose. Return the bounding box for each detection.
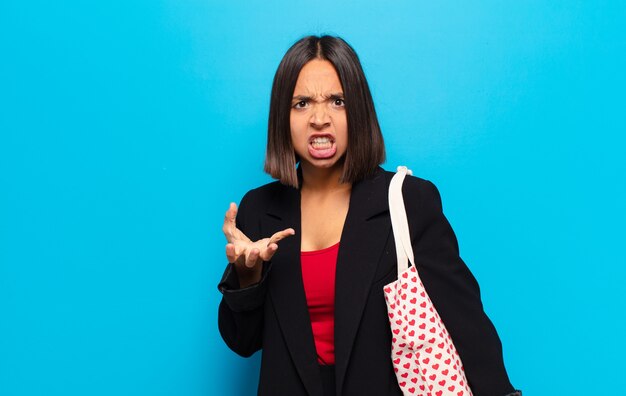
[310,104,331,129]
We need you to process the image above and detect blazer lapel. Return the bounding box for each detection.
[261,168,391,396]
[263,183,324,396]
[334,168,391,395]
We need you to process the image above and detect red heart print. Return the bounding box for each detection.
[419,323,426,330]
[410,298,417,304]
[442,369,448,375]
[410,308,417,315]
[432,363,439,370]
[419,312,426,318]
[403,363,410,369]
[393,358,400,364]
[435,353,442,359]
[425,347,432,353]
[451,374,457,381]
[438,380,446,386]
[435,391,442,396]
[420,302,427,308]
[408,388,415,394]
[422,358,430,364]
[429,374,436,381]
[438,342,444,349]
[399,381,406,387]
[401,373,408,378]
[418,334,426,340]
[448,385,456,391]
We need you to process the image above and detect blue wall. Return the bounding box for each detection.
[1,1,625,395]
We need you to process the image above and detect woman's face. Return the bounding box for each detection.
[290,59,348,172]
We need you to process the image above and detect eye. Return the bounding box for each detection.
[332,98,345,107]
[293,100,308,109]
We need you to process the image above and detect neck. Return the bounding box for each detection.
[300,162,351,194]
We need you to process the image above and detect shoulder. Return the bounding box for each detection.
[238,180,297,215]
[240,180,284,204]
[379,167,441,203]
[378,167,445,224]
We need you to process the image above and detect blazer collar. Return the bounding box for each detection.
[262,167,390,396]
[265,167,388,220]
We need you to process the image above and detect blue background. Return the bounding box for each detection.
[1,1,625,395]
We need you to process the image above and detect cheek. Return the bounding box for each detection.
[337,118,348,145]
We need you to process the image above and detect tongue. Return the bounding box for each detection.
[308,143,336,159]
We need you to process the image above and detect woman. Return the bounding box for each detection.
[218,35,519,396]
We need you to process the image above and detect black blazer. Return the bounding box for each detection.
[218,167,517,396]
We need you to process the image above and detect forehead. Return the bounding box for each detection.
[293,59,343,94]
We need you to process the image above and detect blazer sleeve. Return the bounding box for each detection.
[404,178,518,396]
[217,190,270,358]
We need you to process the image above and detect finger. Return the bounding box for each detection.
[222,202,238,235]
[225,243,238,263]
[268,228,296,245]
[259,243,278,262]
[245,248,260,268]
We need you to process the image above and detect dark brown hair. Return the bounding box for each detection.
[264,35,385,188]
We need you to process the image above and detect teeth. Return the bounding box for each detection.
[310,136,333,150]
[312,137,331,144]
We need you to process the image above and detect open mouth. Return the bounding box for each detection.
[308,135,337,159]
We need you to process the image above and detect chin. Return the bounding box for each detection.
[301,154,346,170]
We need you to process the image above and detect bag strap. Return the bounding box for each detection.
[389,166,415,275]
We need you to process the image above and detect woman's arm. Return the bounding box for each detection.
[217,191,293,357]
[217,261,269,357]
[405,178,518,396]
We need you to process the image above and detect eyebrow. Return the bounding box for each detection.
[292,92,344,101]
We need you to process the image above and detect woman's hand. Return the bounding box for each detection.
[222,202,295,287]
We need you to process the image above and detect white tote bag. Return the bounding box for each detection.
[384,166,473,396]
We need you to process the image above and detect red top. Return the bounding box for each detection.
[300,242,339,365]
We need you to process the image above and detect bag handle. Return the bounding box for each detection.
[388,166,415,275]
